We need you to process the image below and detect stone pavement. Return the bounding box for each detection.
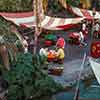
[50,58,92,86]
[50,35,93,86]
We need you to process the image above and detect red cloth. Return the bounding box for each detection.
[68,32,80,45]
[56,37,65,48]
[20,24,27,28]
[69,32,80,39]
[57,24,80,30]
[44,40,52,46]
[90,41,100,58]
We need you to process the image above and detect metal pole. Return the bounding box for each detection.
[91,8,96,39]
[73,53,86,100]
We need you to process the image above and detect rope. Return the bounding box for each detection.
[73,53,87,100]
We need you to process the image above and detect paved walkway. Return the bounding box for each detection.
[50,58,92,86]
[50,34,93,86]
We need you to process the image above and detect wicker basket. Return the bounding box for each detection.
[49,67,64,76]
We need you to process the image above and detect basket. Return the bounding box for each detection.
[49,67,64,76]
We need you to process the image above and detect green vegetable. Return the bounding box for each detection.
[45,34,57,41]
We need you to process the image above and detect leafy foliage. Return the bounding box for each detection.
[0,17,11,35]
[96,1,100,11]
[47,0,75,18]
[0,17,20,68]
[0,17,18,43]
[48,0,64,14]
[3,53,63,100]
[0,0,33,12]
[65,0,80,6]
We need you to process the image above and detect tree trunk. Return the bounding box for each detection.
[0,45,10,71]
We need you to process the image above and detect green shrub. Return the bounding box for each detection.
[3,53,63,100]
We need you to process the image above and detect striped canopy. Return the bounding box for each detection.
[70,6,100,19]
[0,12,84,30]
[0,0,99,30]
[58,0,100,19]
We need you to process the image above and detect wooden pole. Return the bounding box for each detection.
[33,0,39,54]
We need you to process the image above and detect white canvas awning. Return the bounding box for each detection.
[89,58,100,85]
